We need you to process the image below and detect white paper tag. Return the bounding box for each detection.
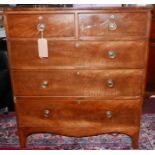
[38,38,48,58]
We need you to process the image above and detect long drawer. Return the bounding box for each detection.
[12,70,143,97]
[79,13,148,37]
[15,98,141,136]
[9,40,146,69]
[6,14,75,38]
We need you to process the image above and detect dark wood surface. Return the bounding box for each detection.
[146,5,155,93]
[4,7,151,149]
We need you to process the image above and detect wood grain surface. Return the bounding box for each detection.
[6,14,75,38]
[15,98,141,130]
[12,70,143,97]
[9,40,147,69]
[79,13,148,37]
[4,6,151,149]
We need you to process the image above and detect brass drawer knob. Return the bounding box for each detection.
[107,79,114,88]
[41,80,48,88]
[108,22,117,31]
[43,109,50,118]
[106,111,113,118]
[108,14,117,31]
[108,50,116,59]
[37,23,45,32]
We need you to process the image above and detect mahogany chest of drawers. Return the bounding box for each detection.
[4,6,151,149]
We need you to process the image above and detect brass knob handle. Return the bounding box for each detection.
[108,22,117,31]
[108,50,116,59]
[107,79,114,88]
[43,109,50,118]
[37,23,45,32]
[41,80,48,88]
[106,111,113,119]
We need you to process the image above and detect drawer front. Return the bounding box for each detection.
[15,98,141,132]
[6,14,75,38]
[12,70,143,97]
[79,13,148,37]
[9,40,146,69]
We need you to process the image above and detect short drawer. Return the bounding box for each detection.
[6,14,75,38]
[15,98,141,136]
[79,13,148,38]
[9,40,146,69]
[12,70,143,97]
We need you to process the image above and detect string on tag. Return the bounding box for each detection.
[41,31,44,38]
[37,22,48,58]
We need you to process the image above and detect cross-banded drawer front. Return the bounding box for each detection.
[6,14,75,38]
[12,70,143,97]
[79,13,148,38]
[9,40,146,69]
